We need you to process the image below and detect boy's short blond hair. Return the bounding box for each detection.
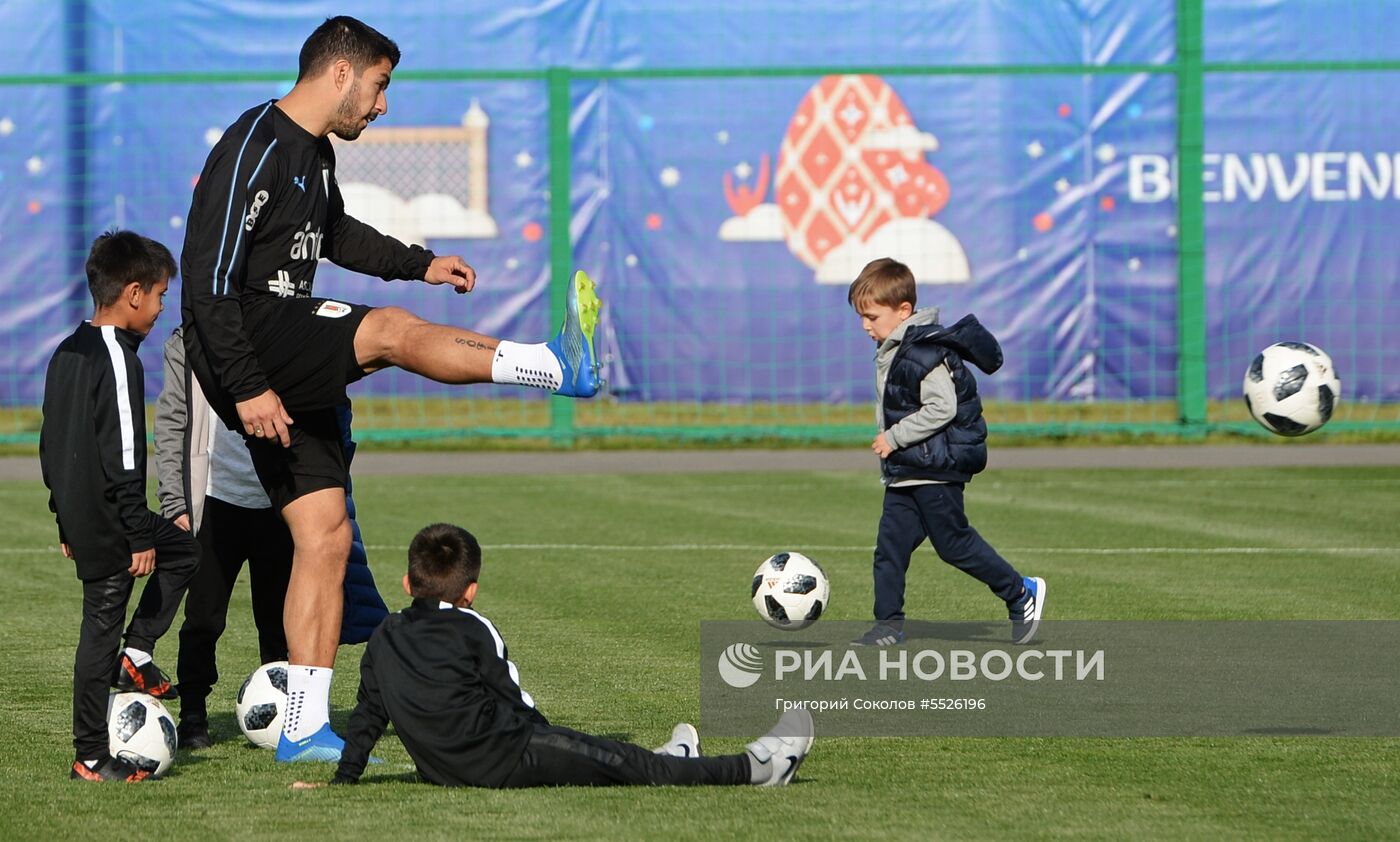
[847,257,916,310]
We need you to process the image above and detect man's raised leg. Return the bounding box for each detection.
[354,270,602,396]
[275,487,351,762]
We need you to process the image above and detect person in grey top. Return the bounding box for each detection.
[155,327,292,748]
[847,257,1047,647]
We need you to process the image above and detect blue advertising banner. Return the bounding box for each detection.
[1,1,1397,408]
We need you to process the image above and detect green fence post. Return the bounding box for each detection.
[1176,0,1208,433]
[547,67,575,447]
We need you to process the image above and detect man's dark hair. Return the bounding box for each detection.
[407,523,482,603]
[85,229,176,308]
[297,16,401,81]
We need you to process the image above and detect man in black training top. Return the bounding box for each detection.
[181,16,602,762]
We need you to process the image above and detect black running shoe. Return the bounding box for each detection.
[70,753,151,782]
[177,717,211,750]
[113,653,179,699]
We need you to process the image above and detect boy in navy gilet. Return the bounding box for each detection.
[847,257,1046,647]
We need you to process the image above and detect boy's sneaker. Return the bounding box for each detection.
[745,708,814,787]
[113,653,178,699]
[275,723,345,763]
[177,716,212,750]
[545,269,602,398]
[653,723,702,758]
[1009,576,1047,645]
[851,623,905,647]
[70,753,151,782]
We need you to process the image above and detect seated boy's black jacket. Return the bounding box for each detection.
[337,598,547,787]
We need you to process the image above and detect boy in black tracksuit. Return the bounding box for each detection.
[320,524,814,789]
[40,231,200,782]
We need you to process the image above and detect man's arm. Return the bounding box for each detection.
[323,164,435,281]
[885,362,958,450]
[332,646,390,784]
[93,343,154,558]
[153,330,189,523]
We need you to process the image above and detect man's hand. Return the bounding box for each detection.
[173,513,191,532]
[872,432,894,459]
[423,255,476,294]
[129,548,155,577]
[237,389,294,447]
[60,543,72,559]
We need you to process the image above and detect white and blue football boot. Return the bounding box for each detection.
[275,723,345,763]
[545,270,603,398]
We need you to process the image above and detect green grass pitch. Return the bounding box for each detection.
[1,465,1398,840]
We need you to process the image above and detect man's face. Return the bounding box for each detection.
[856,299,914,344]
[331,57,393,141]
[133,277,169,337]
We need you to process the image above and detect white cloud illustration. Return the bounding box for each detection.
[717,203,783,241]
[814,217,970,285]
[865,125,939,154]
[339,182,498,244]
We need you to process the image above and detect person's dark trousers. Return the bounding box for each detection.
[500,724,750,788]
[73,514,199,758]
[175,496,293,720]
[873,482,1023,625]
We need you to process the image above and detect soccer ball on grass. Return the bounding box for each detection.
[751,552,830,631]
[1242,342,1340,437]
[235,661,288,749]
[107,691,177,776]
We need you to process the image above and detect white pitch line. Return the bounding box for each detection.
[360,544,1400,555]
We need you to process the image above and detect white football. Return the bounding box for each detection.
[107,692,177,776]
[751,552,830,631]
[235,661,288,749]
[1243,342,1341,437]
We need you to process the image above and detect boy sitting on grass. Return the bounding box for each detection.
[297,522,813,789]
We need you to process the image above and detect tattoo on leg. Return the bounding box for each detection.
[455,337,497,352]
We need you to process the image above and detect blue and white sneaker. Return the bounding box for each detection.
[545,269,602,398]
[851,623,905,647]
[275,724,345,763]
[1009,576,1046,645]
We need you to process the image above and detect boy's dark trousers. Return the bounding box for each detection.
[73,514,199,759]
[873,482,1023,624]
[500,724,750,788]
[176,496,293,721]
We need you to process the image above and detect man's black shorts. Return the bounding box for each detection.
[245,406,348,513]
[239,296,371,510]
[242,295,373,414]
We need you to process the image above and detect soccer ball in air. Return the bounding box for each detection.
[107,692,177,776]
[751,552,830,631]
[1242,342,1341,437]
[236,661,288,749]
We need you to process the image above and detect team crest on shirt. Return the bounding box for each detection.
[314,301,352,319]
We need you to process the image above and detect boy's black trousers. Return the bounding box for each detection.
[74,514,198,759]
[499,724,750,788]
[176,496,292,720]
[873,482,1023,624]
